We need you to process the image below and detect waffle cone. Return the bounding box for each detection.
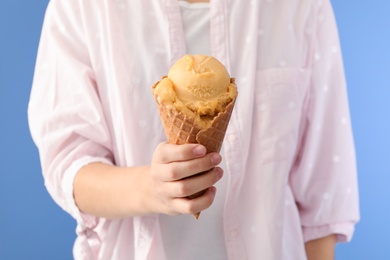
[152,78,236,219]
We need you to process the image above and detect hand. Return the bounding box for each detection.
[149,142,223,216]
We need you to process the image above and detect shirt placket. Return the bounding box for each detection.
[135,215,159,260]
[210,0,247,259]
[136,2,186,259]
[163,0,186,65]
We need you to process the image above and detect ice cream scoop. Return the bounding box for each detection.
[168,54,231,105]
[154,54,237,122]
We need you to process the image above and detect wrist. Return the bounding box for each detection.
[125,165,160,216]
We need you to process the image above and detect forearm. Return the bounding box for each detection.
[305,234,337,260]
[74,162,154,218]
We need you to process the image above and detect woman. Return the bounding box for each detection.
[28,0,359,259]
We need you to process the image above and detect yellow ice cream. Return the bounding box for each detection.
[153,54,237,128]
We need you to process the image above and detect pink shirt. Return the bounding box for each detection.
[28,0,360,259]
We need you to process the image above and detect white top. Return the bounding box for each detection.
[159,2,229,260]
[177,1,211,55]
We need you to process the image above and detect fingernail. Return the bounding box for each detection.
[216,168,223,179]
[210,153,222,164]
[193,145,206,156]
[210,187,217,196]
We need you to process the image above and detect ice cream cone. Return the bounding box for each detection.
[152,78,236,219]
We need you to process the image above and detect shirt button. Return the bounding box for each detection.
[258,103,267,111]
[228,134,236,142]
[216,14,224,22]
[138,238,147,249]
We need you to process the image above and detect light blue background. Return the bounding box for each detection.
[1,1,389,259]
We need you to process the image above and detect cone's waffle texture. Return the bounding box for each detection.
[153,78,236,154]
[152,78,237,219]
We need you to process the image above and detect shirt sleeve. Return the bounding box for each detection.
[28,0,113,229]
[289,0,360,243]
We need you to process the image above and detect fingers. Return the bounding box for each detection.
[170,186,217,216]
[150,142,224,216]
[164,152,222,181]
[153,143,222,181]
[154,142,207,164]
[166,167,223,198]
